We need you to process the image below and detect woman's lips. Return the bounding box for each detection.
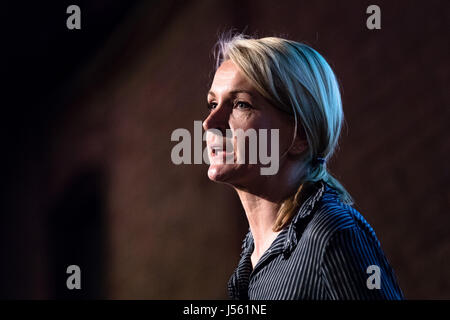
[209,144,234,162]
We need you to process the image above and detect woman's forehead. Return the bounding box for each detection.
[209,61,254,97]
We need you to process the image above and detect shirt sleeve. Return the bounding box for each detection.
[320,226,404,300]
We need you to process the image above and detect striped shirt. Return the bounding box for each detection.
[227,180,404,300]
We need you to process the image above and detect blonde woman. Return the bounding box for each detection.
[203,34,403,300]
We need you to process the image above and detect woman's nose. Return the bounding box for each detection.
[202,105,228,133]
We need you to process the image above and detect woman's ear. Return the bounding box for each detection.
[288,129,308,156]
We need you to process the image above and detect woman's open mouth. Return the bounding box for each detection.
[209,143,234,163]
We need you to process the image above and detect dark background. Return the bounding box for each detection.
[2,0,449,299]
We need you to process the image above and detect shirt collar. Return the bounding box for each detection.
[283,180,326,256]
[240,180,327,257]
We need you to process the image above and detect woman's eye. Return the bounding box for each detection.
[234,101,252,110]
[207,102,217,110]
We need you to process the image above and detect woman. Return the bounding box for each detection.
[203,34,403,300]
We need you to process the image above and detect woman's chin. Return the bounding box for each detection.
[208,164,259,187]
[207,164,235,183]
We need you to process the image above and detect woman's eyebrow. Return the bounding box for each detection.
[229,89,254,97]
[207,89,254,97]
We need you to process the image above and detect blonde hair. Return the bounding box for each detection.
[213,33,353,231]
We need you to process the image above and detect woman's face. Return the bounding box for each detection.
[203,60,296,189]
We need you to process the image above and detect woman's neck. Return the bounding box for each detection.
[233,161,307,266]
[235,189,283,262]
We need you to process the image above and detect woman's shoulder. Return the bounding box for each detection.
[303,182,380,246]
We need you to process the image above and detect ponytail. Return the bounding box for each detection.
[273,160,353,232]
